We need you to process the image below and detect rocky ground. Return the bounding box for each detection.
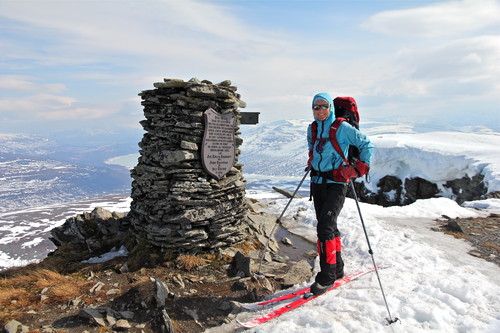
[0,200,316,333]
[434,213,500,267]
[1,206,498,333]
[1,245,290,333]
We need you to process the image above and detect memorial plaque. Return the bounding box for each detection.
[201,108,236,180]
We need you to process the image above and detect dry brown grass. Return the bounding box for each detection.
[47,282,84,303]
[176,255,207,271]
[0,268,90,308]
[201,253,217,261]
[444,231,468,240]
[233,240,258,255]
[130,275,151,287]
[33,269,68,289]
[0,288,28,307]
[1,269,66,290]
[483,242,500,252]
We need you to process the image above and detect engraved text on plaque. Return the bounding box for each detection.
[201,108,236,180]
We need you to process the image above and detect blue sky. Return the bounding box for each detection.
[0,0,499,139]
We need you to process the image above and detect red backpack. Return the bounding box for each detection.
[333,97,359,130]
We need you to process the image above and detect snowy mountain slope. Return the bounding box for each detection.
[239,120,308,176]
[0,153,131,212]
[239,120,500,195]
[0,133,57,155]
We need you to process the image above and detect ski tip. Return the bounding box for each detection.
[231,301,245,310]
[240,303,262,311]
[375,264,392,270]
[236,319,258,328]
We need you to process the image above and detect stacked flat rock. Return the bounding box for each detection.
[129,78,248,251]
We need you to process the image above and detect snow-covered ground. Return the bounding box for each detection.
[240,190,500,333]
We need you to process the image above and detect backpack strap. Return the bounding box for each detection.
[310,118,350,165]
[310,121,331,153]
[329,118,350,166]
[308,121,317,200]
[308,121,317,166]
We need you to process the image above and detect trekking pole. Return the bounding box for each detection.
[256,167,311,275]
[349,181,399,325]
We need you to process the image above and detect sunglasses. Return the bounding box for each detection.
[312,104,329,111]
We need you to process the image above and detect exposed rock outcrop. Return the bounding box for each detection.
[352,174,488,207]
[444,174,488,204]
[49,206,129,253]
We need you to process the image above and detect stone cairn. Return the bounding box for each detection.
[129,78,248,252]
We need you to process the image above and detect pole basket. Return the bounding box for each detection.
[385,317,400,325]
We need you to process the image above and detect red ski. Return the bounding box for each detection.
[238,267,382,328]
[240,286,311,310]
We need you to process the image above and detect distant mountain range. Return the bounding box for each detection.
[1,119,498,211]
[239,119,309,176]
[0,133,135,212]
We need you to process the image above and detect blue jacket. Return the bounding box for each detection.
[307,93,374,184]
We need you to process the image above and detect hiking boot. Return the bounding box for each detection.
[310,281,333,295]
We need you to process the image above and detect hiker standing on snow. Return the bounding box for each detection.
[307,92,374,295]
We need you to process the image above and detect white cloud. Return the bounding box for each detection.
[0,76,113,120]
[0,93,115,120]
[0,0,281,64]
[0,75,65,93]
[36,107,112,120]
[398,35,500,96]
[0,0,498,131]
[362,0,500,37]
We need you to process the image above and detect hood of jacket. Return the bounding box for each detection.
[312,92,335,131]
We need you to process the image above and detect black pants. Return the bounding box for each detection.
[311,182,347,285]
